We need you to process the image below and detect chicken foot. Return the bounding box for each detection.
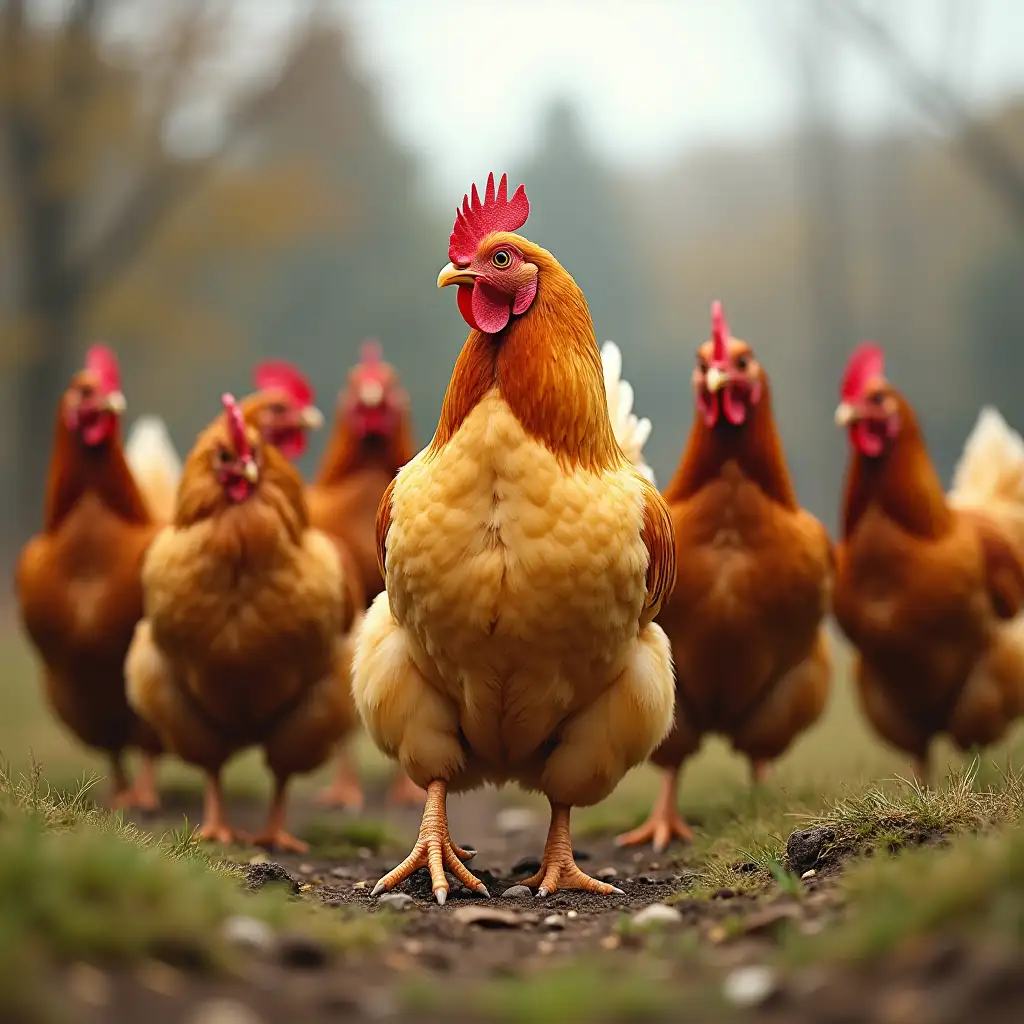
[107,752,160,812]
[615,766,693,851]
[315,747,365,810]
[198,775,246,845]
[250,776,309,854]
[371,780,487,905]
[751,759,771,785]
[526,803,625,897]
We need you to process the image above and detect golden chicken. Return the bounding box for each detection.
[353,173,677,903]
[834,343,1024,781]
[125,394,357,850]
[618,305,833,850]
[16,346,166,809]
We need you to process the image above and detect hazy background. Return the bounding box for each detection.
[3,0,1024,568]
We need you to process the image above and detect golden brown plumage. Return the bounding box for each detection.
[354,176,676,902]
[834,346,1024,780]
[16,351,162,809]
[125,395,357,851]
[618,307,832,851]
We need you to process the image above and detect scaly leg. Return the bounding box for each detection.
[526,802,624,897]
[314,747,365,810]
[250,776,308,854]
[107,753,132,809]
[615,766,693,851]
[372,780,486,905]
[911,755,930,788]
[198,774,245,845]
[387,770,426,806]
[751,759,771,786]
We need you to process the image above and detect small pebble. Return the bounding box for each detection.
[595,866,619,880]
[298,863,315,875]
[222,915,276,954]
[495,807,537,834]
[722,966,778,1008]
[352,881,368,889]
[536,940,556,955]
[378,893,414,911]
[452,906,525,929]
[542,914,565,931]
[630,903,683,930]
[501,884,533,899]
[190,998,265,1024]
[137,960,184,997]
[330,865,354,879]
[600,934,621,951]
[567,910,578,920]
[801,869,817,880]
[248,853,268,865]
[649,861,661,870]
[403,940,424,956]
[67,963,111,1007]
[357,847,373,859]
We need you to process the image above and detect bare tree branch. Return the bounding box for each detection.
[824,0,1024,226]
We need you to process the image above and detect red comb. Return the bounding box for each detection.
[711,301,730,363]
[85,344,121,394]
[253,359,314,408]
[448,173,530,264]
[841,343,886,402]
[360,341,382,366]
[221,393,252,458]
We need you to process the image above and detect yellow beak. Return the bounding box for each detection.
[834,402,856,427]
[705,366,728,394]
[301,405,324,430]
[437,263,480,289]
[242,458,259,484]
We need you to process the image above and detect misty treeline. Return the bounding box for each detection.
[1,1,1023,567]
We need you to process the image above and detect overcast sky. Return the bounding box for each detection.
[231,0,1024,197]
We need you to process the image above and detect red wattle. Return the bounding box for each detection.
[471,281,512,334]
[457,285,479,330]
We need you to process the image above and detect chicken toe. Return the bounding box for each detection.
[249,777,309,853]
[750,759,771,785]
[197,775,244,846]
[526,803,624,897]
[615,766,693,851]
[372,780,487,904]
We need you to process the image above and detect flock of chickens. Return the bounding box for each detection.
[15,172,1024,903]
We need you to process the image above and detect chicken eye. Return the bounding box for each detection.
[269,402,287,416]
[868,392,885,407]
[491,249,512,269]
[697,357,708,373]
[735,354,749,371]
[216,449,233,465]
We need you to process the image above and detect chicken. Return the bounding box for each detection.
[243,354,422,808]
[601,340,656,485]
[125,415,183,523]
[353,173,677,903]
[125,394,357,851]
[616,304,832,850]
[15,345,169,809]
[834,343,1024,782]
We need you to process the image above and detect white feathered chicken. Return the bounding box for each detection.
[125,416,182,523]
[601,341,655,485]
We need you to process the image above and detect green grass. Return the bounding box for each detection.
[0,760,388,1022]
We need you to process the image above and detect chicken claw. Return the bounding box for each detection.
[525,803,624,897]
[371,780,488,904]
[750,759,771,785]
[107,753,160,813]
[615,766,693,851]
[249,777,309,853]
[197,775,245,846]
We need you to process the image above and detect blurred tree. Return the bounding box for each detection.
[0,0,337,550]
[516,100,650,357]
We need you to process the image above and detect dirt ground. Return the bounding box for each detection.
[42,780,1024,1024]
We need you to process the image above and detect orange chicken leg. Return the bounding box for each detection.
[751,759,771,785]
[315,748,365,810]
[250,777,309,853]
[615,766,693,851]
[525,803,624,897]
[372,780,487,905]
[198,775,244,845]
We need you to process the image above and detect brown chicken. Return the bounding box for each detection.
[618,304,833,851]
[353,173,677,903]
[125,394,357,851]
[16,346,163,809]
[246,352,422,808]
[834,343,1024,781]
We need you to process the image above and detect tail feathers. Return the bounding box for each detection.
[949,406,1024,557]
[601,341,656,486]
[125,416,182,523]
